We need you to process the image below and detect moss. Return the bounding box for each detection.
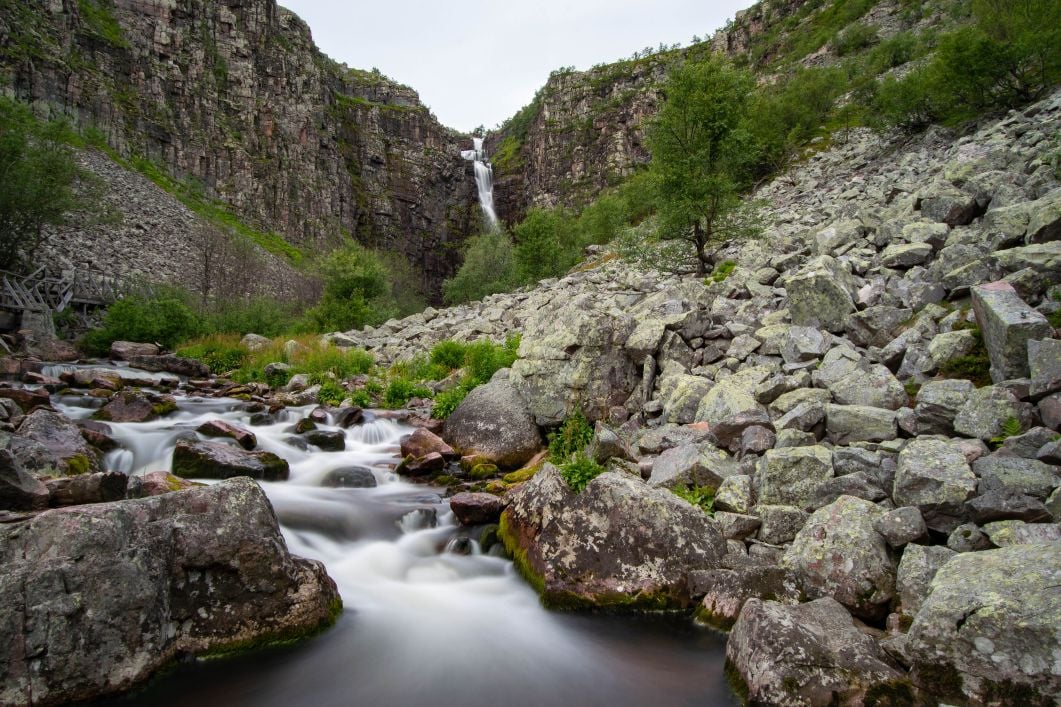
[724,657,751,705]
[497,512,547,596]
[503,461,542,484]
[77,0,129,49]
[694,603,737,632]
[1048,309,1061,329]
[64,453,91,476]
[904,381,921,400]
[469,463,499,480]
[199,595,343,660]
[152,399,177,417]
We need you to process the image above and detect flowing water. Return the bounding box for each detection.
[460,137,500,230]
[47,386,736,707]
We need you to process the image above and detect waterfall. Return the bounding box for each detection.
[461,137,499,230]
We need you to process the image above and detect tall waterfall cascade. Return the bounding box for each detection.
[461,137,499,230]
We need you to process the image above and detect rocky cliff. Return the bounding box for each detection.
[0,0,482,296]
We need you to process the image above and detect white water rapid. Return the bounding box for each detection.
[461,137,500,230]
[41,379,735,707]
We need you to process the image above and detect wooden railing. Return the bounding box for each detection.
[0,267,150,314]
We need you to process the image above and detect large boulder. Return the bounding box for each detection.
[94,391,177,423]
[953,386,1036,441]
[905,543,1061,705]
[971,281,1053,383]
[443,380,542,468]
[896,543,956,617]
[827,364,907,411]
[913,379,975,435]
[782,495,897,620]
[499,465,725,608]
[894,438,977,533]
[786,256,859,332]
[726,598,910,707]
[126,354,211,378]
[509,304,638,425]
[648,442,736,492]
[172,439,290,481]
[109,341,160,360]
[0,478,340,706]
[692,566,801,630]
[0,448,48,511]
[694,366,772,425]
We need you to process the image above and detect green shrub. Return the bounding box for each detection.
[431,382,472,419]
[316,380,349,407]
[175,334,247,374]
[833,23,879,56]
[430,340,468,369]
[202,296,301,338]
[83,291,201,354]
[708,260,737,283]
[442,231,518,305]
[558,453,606,493]
[548,411,594,463]
[463,338,518,385]
[349,389,374,408]
[302,242,397,332]
[382,378,433,409]
[671,485,715,514]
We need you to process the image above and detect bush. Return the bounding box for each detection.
[82,291,201,354]
[442,230,517,305]
[382,378,432,409]
[316,380,349,407]
[431,381,473,419]
[513,207,579,283]
[175,333,247,374]
[302,242,396,332]
[463,337,519,385]
[201,296,301,338]
[548,411,594,463]
[833,23,878,56]
[558,453,605,493]
[430,340,468,369]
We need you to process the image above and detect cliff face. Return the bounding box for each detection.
[0,0,482,296]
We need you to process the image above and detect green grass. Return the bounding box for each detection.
[558,453,605,493]
[671,485,715,514]
[176,334,374,386]
[76,0,129,49]
[548,411,594,463]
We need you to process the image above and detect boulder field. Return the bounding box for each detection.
[336,89,1061,705]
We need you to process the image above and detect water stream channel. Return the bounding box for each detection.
[39,370,736,706]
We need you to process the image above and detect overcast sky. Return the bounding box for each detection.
[278,0,750,133]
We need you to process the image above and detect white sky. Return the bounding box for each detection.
[278,0,751,132]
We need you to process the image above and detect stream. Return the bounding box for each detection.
[44,378,736,706]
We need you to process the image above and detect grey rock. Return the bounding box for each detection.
[756,446,833,510]
[0,449,48,511]
[894,438,977,533]
[713,511,761,540]
[709,409,773,453]
[44,471,128,507]
[755,504,809,545]
[782,496,897,619]
[449,492,506,525]
[786,256,858,332]
[726,598,907,707]
[691,566,801,630]
[171,439,289,481]
[660,374,712,424]
[997,426,1056,459]
[982,519,1061,546]
[906,543,1061,704]
[1028,338,1061,398]
[443,380,542,468]
[714,474,753,514]
[926,329,980,371]
[649,443,736,492]
[780,326,830,363]
[953,385,1036,441]
[913,379,975,435]
[974,455,1059,500]
[828,364,907,411]
[896,544,956,616]
[740,426,775,457]
[1025,186,1061,243]
[967,490,1052,524]
[109,341,160,359]
[0,478,340,706]
[946,522,993,552]
[873,506,926,548]
[774,401,825,433]
[321,466,377,488]
[825,404,898,444]
[971,281,1053,383]
[694,366,772,425]
[920,184,981,226]
[810,472,887,510]
[587,422,635,464]
[500,466,725,608]
[845,306,913,349]
[881,242,934,268]
[12,409,102,477]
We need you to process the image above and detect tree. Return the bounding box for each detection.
[0,98,85,272]
[442,230,516,305]
[303,242,396,331]
[646,56,760,276]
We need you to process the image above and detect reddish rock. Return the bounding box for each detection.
[401,428,457,461]
[449,492,505,525]
[140,470,199,496]
[45,471,128,507]
[22,372,63,391]
[127,354,209,378]
[0,387,51,412]
[396,451,445,477]
[95,391,176,423]
[172,439,289,481]
[197,419,257,450]
[77,420,119,452]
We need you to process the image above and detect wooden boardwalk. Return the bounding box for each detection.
[0,266,144,315]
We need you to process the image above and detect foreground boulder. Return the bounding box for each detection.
[443,380,542,468]
[0,477,340,705]
[726,597,910,706]
[500,465,724,608]
[172,439,289,481]
[906,543,1060,705]
[14,410,101,476]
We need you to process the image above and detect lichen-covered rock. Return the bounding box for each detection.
[906,543,1061,705]
[109,341,160,360]
[786,256,859,332]
[694,366,772,425]
[726,597,909,707]
[894,438,977,533]
[828,364,907,411]
[442,380,542,468]
[782,495,897,619]
[691,566,801,630]
[94,391,177,424]
[971,281,1053,383]
[648,443,736,492]
[714,474,753,514]
[974,455,1059,500]
[499,465,725,608]
[0,448,48,511]
[0,478,340,706]
[825,404,898,444]
[756,446,834,510]
[913,379,975,435]
[896,544,956,617]
[882,242,933,268]
[755,504,809,545]
[845,306,912,349]
[873,506,927,548]
[1028,338,1061,399]
[172,439,289,481]
[660,374,713,424]
[981,519,1061,546]
[967,490,1052,524]
[927,329,980,370]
